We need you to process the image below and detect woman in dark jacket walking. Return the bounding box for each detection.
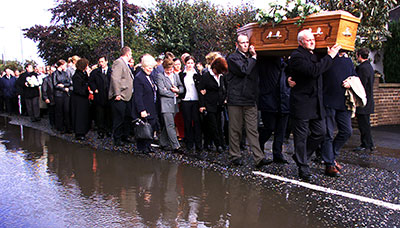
[198,57,228,153]
[71,58,90,140]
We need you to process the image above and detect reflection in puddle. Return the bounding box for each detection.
[0,120,327,227]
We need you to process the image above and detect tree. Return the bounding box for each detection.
[24,0,141,64]
[315,0,398,50]
[383,20,400,82]
[142,0,255,62]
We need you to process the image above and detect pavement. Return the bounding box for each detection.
[2,113,400,226]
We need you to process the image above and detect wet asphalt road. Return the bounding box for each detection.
[1,114,400,227]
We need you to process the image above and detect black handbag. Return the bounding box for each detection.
[133,118,153,140]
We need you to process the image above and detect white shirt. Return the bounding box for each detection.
[183,69,198,101]
[209,68,220,87]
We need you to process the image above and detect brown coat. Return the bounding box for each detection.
[108,57,134,101]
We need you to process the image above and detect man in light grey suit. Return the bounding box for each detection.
[109,46,134,146]
[156,58,184,153]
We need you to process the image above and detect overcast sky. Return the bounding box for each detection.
[0,0,261,65]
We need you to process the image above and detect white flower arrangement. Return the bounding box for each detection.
[255,0,322,26]
[26,76,42,87]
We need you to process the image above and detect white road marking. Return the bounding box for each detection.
[253,171,400,211]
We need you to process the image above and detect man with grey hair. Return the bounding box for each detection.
[288,29,341,181]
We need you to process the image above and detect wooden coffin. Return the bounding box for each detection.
[237,10,361,55]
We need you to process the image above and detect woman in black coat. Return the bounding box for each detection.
[198,57,228,153]
[54,59,73,133]
[133,54,158,153]
[179,56,202,151]
[71,58,90,140]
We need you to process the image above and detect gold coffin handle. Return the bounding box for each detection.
[266,30,282,39]
[342,27,352,37]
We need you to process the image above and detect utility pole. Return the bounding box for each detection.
[120,0,124,48]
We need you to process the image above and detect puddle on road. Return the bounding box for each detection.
[0,118,354,227]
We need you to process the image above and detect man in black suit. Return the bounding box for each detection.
[287,29,341,181]
[89,56,112,139]
[354,48,375,152]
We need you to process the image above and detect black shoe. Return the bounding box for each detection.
[174,147,185,154]
[121,137,133,144]
[231,158,243,167]
[353,146,367,152]
[195,146,203,152]
[75,136,85,140]
[325,166,340,177]
[216,146,224,153]
[255,158,273,169]
[299,171,312,182]
[273,157,289,164]
[114,139,123,147]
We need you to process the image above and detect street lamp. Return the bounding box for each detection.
[120,0,124,48]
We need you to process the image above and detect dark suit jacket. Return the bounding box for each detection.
[288,46,333,120]
[17,72,40,99]
[226,50,259,106]
[41,74,55,105]
[323,55,357,111]
[258,56,290,114]
[89,67,111,106]
[356,60,375,114]
[198,71,226,113]
[134,70,157,120]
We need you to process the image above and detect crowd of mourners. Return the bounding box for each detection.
[0,29,376,181]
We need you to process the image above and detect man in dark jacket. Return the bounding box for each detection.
[287,29,340,181]
[17,64,41,122]
[354,48,375,152]
[41,70,56,128]
[258,56,290,164]
[0,69,17,114]
[226,34,270,169]
[320,50,357,177]
[89,56,112,138]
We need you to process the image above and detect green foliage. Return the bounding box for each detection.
[142,0,255,62]
[316,0,397,50]
[0,60,24,72]
[24,0,141,65]
[383,20,400,82]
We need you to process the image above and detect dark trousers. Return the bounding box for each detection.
[55,94,71,132]
[181,101,202,149]
[47,104,56,128]
[137,118,157,152]
[4,97,17,114]
[356,113,374,149]
[96,103,112,135]
[25,96,40,120]
[259,111,289,159]
[293,118,326,174]
[321,108,352,166]
[205,107,224,148]
[111,99,132,141]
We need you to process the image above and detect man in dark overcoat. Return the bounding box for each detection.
[354,48,375,152]
[287,29,341,181]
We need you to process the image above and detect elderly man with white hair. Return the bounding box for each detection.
[287,29,341,181]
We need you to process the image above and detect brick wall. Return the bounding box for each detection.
[370,77,400,126]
